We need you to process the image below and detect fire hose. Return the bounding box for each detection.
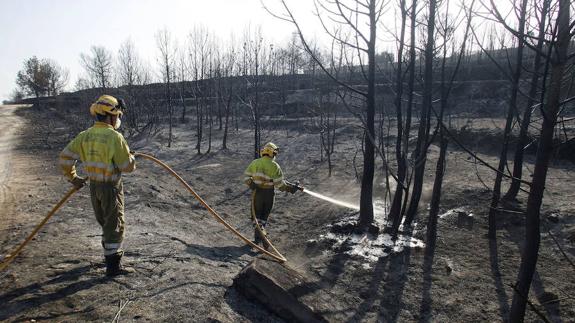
[0,153,286,272]
[134,152,286,263]
[0,187,79,272]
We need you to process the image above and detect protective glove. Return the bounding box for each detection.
[247,179,258,190]
[70,176,87,189]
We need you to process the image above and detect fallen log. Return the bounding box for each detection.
[233,258,327,323]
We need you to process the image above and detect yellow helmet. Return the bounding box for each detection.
[89,95,125,117]
[260,142,279,157]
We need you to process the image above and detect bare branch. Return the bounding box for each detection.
[276,0,368,97]
[314,3,368,52]
[332,0,370,44]
[481,0,552,59]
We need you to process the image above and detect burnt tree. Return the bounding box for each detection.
[508,0,572,320]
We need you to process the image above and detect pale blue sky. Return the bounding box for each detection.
[0,0,321,101]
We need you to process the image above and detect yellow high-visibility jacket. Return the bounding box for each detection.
[59,122,136,183]
[243,156,290,191]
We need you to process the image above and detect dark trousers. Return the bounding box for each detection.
[250,188,275,243]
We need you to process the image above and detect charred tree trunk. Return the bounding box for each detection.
[504,0,550,201]
[217,83,223,131]
[509,0,571,320]
[389,0,408,236]
[401,0,418,218]
[180,83,187,124]
[319,94,337,177]
[207,75,214,154]
[222,87,232,150]
[196,88,204,155]
[358,0,377,229]
[253,86,261,159]
[426,130,447,256]
[207,102,213,153]
[404,0,437,226]
[166,65,173,148]
[488,0,528,240]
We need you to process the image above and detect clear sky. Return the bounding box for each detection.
[0,0,323,101]
[0,0,508,102]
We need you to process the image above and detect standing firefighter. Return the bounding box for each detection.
[59,95,136,276]
[243,142,302,249]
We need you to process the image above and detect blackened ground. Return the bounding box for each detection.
[0,105,574,322]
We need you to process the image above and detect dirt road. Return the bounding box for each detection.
[0,105,23,219]
[0,105,21,193]
[0,105,32,247]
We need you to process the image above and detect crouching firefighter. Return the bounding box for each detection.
[59,95,136,276]
[243,142,303,249]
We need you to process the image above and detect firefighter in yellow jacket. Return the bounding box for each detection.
[243,142,302,248]
[59,95,136,276]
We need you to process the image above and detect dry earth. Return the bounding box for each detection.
[0,104,574,322]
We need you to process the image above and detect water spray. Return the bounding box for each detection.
[303,189,360,210]
[302,188,387,215]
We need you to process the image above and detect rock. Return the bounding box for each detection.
[547,213,560,223]
[444,258,454,275]
[233,259,328,323]
[306,239,317,246]
[456,212,474,230]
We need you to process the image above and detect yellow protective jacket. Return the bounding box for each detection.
[243,156,290,191]
[59,122,136,183]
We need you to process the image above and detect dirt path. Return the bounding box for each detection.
[0,105,25,212]
[0,105,19,227]
[0,105,33,245]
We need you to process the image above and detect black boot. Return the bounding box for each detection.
[253,230,261,245]
[105,252,134,277]
[105,253,121,276]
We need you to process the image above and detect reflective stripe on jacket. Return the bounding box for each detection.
[243,156,290,191]
[59,122,136,183]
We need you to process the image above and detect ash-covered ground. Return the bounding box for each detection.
[1,104,574,322]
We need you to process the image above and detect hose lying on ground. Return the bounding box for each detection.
[134,152,287,263]
[0,153,287,272]
[0,187,79,272]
